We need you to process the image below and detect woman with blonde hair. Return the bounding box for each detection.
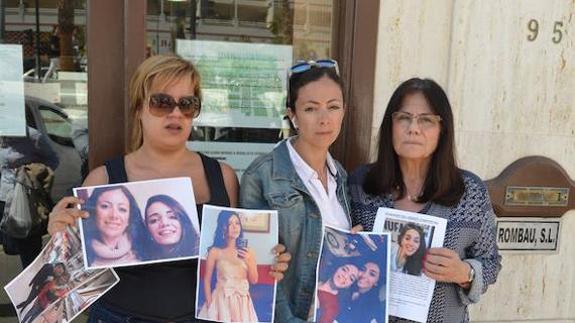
[47,54,289,322]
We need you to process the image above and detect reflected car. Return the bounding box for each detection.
[22,58,60,83]
[25,96,83,201]
[22,67,57,83]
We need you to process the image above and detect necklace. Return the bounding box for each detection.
[317,167,328,182]
[397,185,422,203]
[407,193,421,203]
[317,167,329,192]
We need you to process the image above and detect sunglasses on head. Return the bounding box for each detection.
[148,93,201,119]
[288,59,340,78]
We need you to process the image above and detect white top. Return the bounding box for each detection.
[286,138,350,230]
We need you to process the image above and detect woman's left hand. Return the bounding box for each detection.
[422,247,471,285]
[269,244,291,281]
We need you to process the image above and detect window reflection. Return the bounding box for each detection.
[146,0,332,55]
[1,0,87,199]
[145,0,335,175]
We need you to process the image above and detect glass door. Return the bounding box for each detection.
[146,0,335,175]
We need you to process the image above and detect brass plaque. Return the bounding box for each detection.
[505,186,569,207]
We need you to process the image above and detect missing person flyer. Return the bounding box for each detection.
[373,207,447,323]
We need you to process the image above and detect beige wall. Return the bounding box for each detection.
[373,0,575,321]
[373,0,454,155]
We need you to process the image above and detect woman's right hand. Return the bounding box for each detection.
[47,196,88,235]
[269,244,291,281]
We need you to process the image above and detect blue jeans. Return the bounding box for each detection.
[87,302,206,323]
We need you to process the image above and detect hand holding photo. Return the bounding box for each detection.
[75,177,200,269]
[196,205,278,323]
[372,207,447,323]
[4,227,119,323]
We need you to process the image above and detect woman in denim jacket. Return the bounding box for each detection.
[240,60,357,322]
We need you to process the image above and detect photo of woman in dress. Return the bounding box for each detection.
[81,186,147,267]
[143,194,199,259]
[198,209,259,322]
[316,262,359,323]
[390,223,426,276]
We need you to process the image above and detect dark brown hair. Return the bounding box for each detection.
[363,78,464,206]
[398,223,426,275]
[287,66,344,112]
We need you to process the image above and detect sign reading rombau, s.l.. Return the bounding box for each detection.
[496,218,560,252]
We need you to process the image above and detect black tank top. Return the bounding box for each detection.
[99,153,230,321]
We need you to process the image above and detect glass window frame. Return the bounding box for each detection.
[86,0,379,171]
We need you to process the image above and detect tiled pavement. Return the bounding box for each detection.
[0,246,24,323]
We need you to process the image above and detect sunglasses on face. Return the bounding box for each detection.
[286,59,340,108]
[288,59,340,78]
[147,93,201,119]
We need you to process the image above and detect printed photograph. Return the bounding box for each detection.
[75,177,200,269]
[4,227,119,323]
[195,205,278,323]
[315,226,390,323]
[385,220,434,277]
[372,207,448,322]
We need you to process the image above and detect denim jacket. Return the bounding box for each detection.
[240,139,351,322]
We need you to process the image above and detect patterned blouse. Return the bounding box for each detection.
[349,165,501,323]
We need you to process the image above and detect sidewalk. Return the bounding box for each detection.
[0,246,19,322]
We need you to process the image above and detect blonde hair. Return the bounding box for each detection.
[128,54,201,152]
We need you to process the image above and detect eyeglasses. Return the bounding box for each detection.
[148,93,201,119]
[288,59,340,78]
[391,111,441,129]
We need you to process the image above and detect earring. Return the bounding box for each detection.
[291,118,298,129]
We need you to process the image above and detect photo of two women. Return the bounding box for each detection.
[316,226,390,323]
[196,205,278,323]
[75,177,200,269]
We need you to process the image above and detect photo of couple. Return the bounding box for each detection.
[196,205,278,323]
[15,262,70,323]
[75,177,200,269]
[315,226,390,323]
[4,227,119,323]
